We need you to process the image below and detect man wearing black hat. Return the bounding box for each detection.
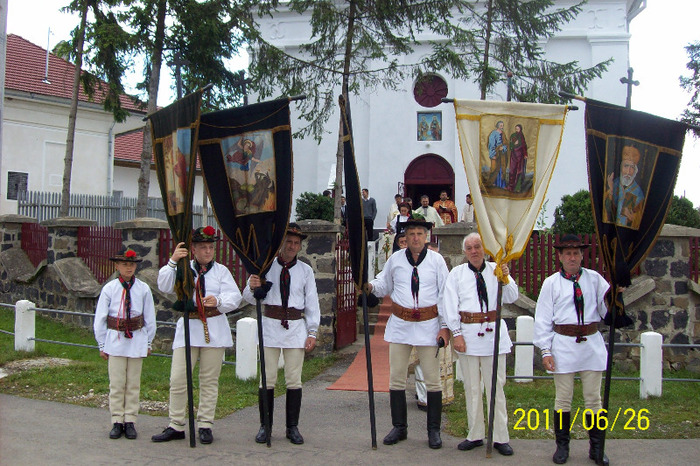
[366,218,450,449]
[243,223,320,445]
[442,232,518,456]
[534,234,611,465]
[152,226,243,445]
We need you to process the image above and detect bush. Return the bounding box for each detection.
[552,189,595,235]
[295,191,334,221]
[666,195,700,228]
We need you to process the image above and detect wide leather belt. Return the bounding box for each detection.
[553,323,599,341]
[391,303,438,322]
[264,305,304,321]
[107,315,144,331]
[459,310,498,324]
[188,306,222,319]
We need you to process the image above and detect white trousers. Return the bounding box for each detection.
[108,356,143,424]
[553,370,603,412]
[261,347,305,389]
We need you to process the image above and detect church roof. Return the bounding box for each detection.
[4,34,146,113]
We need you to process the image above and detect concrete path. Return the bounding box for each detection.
[1,347,698,465]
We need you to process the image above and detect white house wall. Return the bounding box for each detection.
[112,166,206,207]
[256,0,635,224]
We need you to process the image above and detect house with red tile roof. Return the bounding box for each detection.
[1,34,148,215]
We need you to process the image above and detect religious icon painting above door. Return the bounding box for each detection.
[417,112,442,141]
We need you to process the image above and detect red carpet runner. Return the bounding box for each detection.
[327,297,392,392]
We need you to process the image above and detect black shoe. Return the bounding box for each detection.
[494,442,514,456]
[124,422,137,440]
[151,427,185,442]
[383,390,408,445]
[416,402,427,412]
[553,411,571,464]
[109,423,124,439]
[457,439,483,451]
[383,426,408,445]
[286,426,304,445]
[426,391,442,449]
[586,413,609,466]
[199,428,213,444]
[255,425,270,444]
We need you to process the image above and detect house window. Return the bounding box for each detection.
[7,172,28,200]
[413,74,448,108]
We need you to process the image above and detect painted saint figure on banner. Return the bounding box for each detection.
[221,130,277,215]
[602,140,655,230]
[480,116,537,199]
[163,128,191,215]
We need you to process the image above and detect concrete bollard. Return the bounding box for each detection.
[640,331,663,399]
[235,317,258,380]
[14,300,36,352]
[514,315,534,383]
[367,242,376,281]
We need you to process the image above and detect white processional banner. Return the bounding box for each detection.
[454,99,570,281]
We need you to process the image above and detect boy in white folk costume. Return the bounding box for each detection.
[94,248,156,440]
[152,226,243,445]
[534,234,612,465]
[243,223,321,445]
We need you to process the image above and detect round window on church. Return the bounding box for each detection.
[413,74,448,108]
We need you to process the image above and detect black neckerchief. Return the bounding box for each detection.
[118,275,135,339]
[277,255,298,329]
[468,261,492,336]
[406,246,428,309]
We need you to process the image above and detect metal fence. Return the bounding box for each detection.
[17,191,217,228]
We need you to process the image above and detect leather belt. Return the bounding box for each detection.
[391,303,438,322]
[107,315,144,331]
[459,310,498,324]
[553,322,599,342]
[264,305,304,321]
[188,306,222,319]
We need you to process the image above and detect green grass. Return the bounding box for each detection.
[0,305,337,418]
[444,370,700,440]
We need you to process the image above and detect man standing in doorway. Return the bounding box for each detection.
[414,195,444,228]
[461,194,475,223]
[362,188,377,241]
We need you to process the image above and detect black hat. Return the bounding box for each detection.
[553,234,590,250]
[109,247,143,263]
[402,218,433,230]
[286,223,308,240]
[192,226,219,243]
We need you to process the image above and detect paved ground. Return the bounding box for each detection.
[1,345,698,465]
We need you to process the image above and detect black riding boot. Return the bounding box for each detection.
[553,411,571,464]
[383,390,408,445]
[255,388,275,443]
[586,412,609,465]
[285,388,304,444]
[426,391,442,449]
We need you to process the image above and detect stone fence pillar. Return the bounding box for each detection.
[113,217,170,270]
[42,217,97,264]
[297,219,343,356]
[431,222,476,270]
[0,214,37,252]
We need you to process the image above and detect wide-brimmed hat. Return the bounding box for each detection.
[402,218,433,230]
[192,226,219,243]
[109,247,143,263]
[553,234,590,250]
[286,222,308,240]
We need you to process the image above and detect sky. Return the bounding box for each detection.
[5,0,700,206]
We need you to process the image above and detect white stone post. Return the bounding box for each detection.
[235,317,258,380]
[514,316,535,383]
[14,300,36,352]
[367,241,376,281]
[455,357,463,382]
[640,331,663,399]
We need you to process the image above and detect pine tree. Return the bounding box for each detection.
[680,41,700,138]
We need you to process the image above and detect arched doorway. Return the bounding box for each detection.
[403,154,455,206]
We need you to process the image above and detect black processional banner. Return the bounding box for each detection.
[340,95,367,289]
[149,90,203,310]
[586,99,686,326]
[198,98,293,277]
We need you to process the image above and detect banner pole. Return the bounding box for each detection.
[485,281,504,458]
[361,291,378,449]
[598,295,618,464]
[181,267,197,448]
[256,298,271,447]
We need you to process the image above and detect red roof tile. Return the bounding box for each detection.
[115,128,201,170]
[5,34,146,113]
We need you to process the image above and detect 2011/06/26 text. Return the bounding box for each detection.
[513,408,650,431]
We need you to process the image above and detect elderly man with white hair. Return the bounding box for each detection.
[441,232,518,456]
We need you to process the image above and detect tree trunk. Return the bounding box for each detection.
[59,0,89,217]
[480,0,494,101]
[333,0,357,222]
[136,0,166,218]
